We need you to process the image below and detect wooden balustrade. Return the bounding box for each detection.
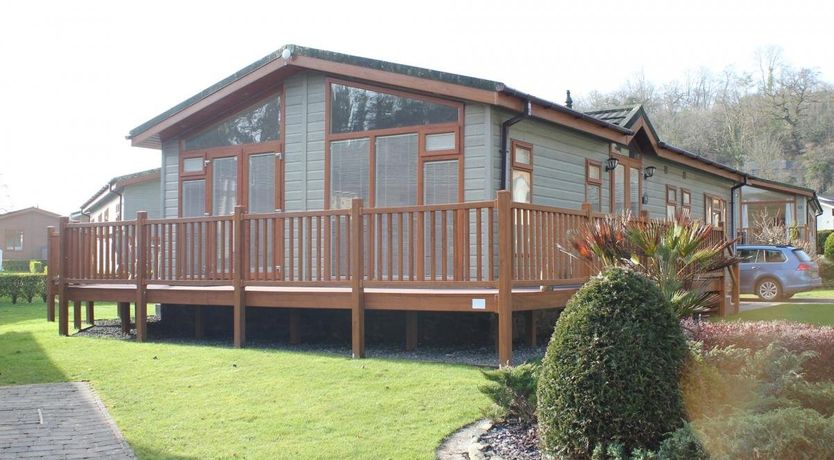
[56,196,726,290]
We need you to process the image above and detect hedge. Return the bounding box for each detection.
[1,259,47,273]
[0,273,47,304]
[818,229,834,255]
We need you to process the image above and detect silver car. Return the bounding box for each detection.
[738,245,822,300]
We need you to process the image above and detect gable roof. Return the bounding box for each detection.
[80,168,161,211]
[127,44,817,202]
[0,207,62,221]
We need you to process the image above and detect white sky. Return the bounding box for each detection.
[1,0,832,215]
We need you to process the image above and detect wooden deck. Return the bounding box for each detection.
[46,191,731,365]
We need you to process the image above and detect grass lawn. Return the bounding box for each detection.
[726,303,834,326]
[0,301,487,459]
[794,288,834,299]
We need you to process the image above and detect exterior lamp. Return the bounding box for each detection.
[604,157,619,172]
[643,166,656,179]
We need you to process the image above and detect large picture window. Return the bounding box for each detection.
[178,90,283,217]
[705,194,727,227]
[330,83,458,134]
[326,79,463,208]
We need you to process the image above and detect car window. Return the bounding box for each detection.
[765,250,787,263]
[793,249,812,262]
[738,249,756,263]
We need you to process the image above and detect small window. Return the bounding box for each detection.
[513,144,532,167]
[182,180,206,217]
[682,189,691,206]
[765,250,787,263]
[248,153,276,213]
[183,157,204,173]
[425,132,456,152]
[666,186,678,220]
[586,160,602,212]
[4,230,23,251]
[511,140,533,203]
[512,170,532,203]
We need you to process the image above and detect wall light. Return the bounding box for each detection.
[605,157,619,172]
[643,166,656,179]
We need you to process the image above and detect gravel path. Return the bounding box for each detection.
[75,319,547,367]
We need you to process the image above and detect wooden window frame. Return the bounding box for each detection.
[177,87,285,217]
[511,140,533,203]
[704,193,727,228]
[608,143,642,214]
[585,159,602,210]
[666,185,678,220]
[324,77,465,208]
[681,188,691,217]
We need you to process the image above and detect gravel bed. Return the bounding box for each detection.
[479,421,541,459]
[73,321,546,367]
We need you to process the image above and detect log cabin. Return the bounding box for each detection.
[48,45,822,365]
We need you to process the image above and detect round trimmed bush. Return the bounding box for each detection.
[825,232,834,259]
[537,267,688,457]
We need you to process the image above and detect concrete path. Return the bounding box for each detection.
[0,382,135,459]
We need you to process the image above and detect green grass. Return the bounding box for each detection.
[794,288,834,299]
[726,303,834,326]
[0,301,487,459]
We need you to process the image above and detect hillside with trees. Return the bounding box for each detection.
[578,47,834,194]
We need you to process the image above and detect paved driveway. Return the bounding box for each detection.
[0,382,134,459]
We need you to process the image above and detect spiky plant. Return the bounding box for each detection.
[571,213,738,318]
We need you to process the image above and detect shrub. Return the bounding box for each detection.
[818,229,834,255]
[479,362,539,424]
[1,260,30,273]
[29,260,44,273]
[538,268,688,457]
[819,257,834,287]
[684,319,834,382]
[695,407,834,459]
[655,424,708,460]
[0,273,47,304]
[826,232,834,259]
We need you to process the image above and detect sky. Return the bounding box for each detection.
[1,0,832,215]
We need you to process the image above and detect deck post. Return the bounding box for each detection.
[524,310,537,347]
[232,205,246,348]
[73,300,82,330]
[289,310,301,345]
[496,190,513,367]
[405,312,418,351]
[135,211,148,342]
[46,227,57,322]
[118,302,130,334]
[58,218,69,336]
[85,301,94,325]
[732,263,741,314]
[350,198,365,359]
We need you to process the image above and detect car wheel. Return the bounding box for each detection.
[756,278,782,301]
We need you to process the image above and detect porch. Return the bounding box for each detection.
[46,191,733,365]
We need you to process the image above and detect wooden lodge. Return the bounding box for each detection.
[48,45,820,365]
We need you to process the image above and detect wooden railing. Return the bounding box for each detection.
[52,193,726,290]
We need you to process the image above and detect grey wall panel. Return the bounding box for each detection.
[463,103,489,201]
[161,140,179,218]
[642,156,735,221]
[124,179,162,219]
[283,71,326,211]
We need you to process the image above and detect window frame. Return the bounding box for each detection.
[585,159,603,211]
[608,143,642,215]
[704,193,727,227]
[511,140,533,203]
[177,88,285,217]
[324,78,464,208]
[681,188,691,213]
[4,230,23,252]
[666,185,678,220]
